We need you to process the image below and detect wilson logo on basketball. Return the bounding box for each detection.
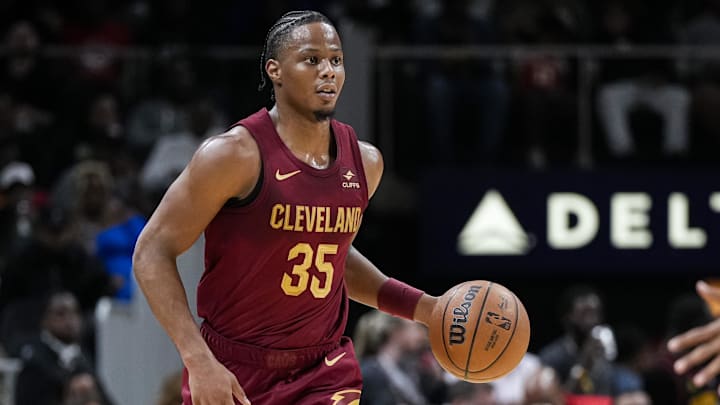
[449,285,483,345]
[342,170,360,189]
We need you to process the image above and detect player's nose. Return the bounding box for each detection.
[318,59,335,79]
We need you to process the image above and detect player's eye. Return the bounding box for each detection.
[331,56,343,66]
[306,56,318,64]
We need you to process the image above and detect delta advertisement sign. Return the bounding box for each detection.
[419,169,720,275]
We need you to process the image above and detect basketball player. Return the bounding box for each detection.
[132,10,437,405]
[668,280,720,394]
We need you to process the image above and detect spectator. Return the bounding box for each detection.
[447,380,496,404]
[63,371,106,405]
[503,0,586,168]
[538,284,617,398]
[594,0,691,161]
[0,20,59,121]
[523,365,566,405]
[492,352,542,404]
[494,0,593,43]
[94,210,146,303]
[51,161,119,253]
[61,0,131,87]
[0,22,66,186]
[73,93,125,164]
[72,93,147,215]
[50,160,146,302]
[139,95,225,205]
[611,323,650,395]
[125,53,198,158]
[678,0,720,161]
[0,161,38,316]
[354,309,443,404]
[15,291,113,405]
[414,0,509,166]
[0,161,36,248]
[343,0,417,43]
[0,205,116,357]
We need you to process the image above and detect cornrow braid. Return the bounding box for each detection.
[258,10,334,99]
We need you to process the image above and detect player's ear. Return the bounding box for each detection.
[266,59,281,86]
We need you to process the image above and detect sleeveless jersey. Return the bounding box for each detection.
[198,108,369,349]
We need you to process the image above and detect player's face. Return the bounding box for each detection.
[273,22,345,119]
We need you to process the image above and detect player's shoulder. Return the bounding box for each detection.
[357,140,383,170]
[357,140,383,198]
[196,126,260,163]
[328,118,382,168]
[188,126,260,177]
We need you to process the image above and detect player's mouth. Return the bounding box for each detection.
[316,84,337,100]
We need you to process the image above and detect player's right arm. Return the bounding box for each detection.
[344,140,437,326]
[133,126,258,405]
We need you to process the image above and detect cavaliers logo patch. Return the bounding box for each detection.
[331,389,362,405]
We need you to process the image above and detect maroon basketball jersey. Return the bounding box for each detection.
[198,108,369,349]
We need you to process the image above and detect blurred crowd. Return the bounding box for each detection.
[355,0,720,170]
[0,0,718,404]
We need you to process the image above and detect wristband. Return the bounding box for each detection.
[377,278,425,320]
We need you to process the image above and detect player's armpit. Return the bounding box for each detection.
[357,141,383,199]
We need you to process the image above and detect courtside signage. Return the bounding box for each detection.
[420,169,720,274]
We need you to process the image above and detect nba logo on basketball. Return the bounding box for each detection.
[486,312,512,330]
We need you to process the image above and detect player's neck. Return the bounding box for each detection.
[269,104,335,168]
[271,103,331,133]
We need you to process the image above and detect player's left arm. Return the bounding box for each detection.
[668,280,720,392]
[344,141,436,327]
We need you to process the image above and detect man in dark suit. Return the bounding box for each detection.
[15,291,112,405]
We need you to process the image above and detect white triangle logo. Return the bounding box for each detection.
[457,189,533,255]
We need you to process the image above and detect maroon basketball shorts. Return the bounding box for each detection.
[182,323,362,404]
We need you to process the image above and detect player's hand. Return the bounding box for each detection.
[413,294,438,328]
[187,354,250,405]
[667,280,720,392]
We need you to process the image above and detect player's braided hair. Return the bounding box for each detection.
[258,10,334,99]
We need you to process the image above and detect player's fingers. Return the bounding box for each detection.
[673,334,720,374]
[231,379,251,405]
[698,280,720,302]
[668,320,720,353]
[692,351,720,387]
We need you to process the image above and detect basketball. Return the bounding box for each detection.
[428,280,530,383]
